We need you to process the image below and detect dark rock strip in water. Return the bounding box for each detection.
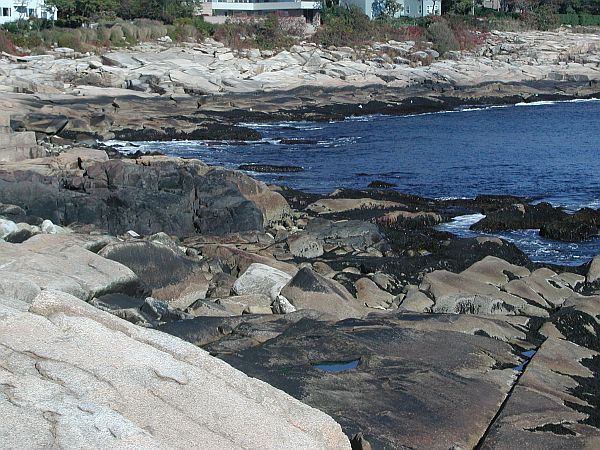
[238,164,304,173]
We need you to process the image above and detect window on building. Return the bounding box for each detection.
[2,8,11,16]
[426,5,432,13]
[16,6,26,13]
[418,5,422,13]
[28,8,35,17]
[406,5,409,13]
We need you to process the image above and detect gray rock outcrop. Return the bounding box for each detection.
[0,154,290,236]
[0,290,351,449]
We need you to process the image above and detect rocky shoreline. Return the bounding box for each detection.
[2,28,600,449]
[3,115,600,446]
[0,29,599,144]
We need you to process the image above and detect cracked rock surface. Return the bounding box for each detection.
[0,290,349,449]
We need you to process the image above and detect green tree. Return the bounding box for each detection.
[46,0,117,22]
[47,0,199,23]
[373,0,403,20]
[118,0,198,22]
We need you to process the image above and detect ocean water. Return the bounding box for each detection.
[108,99,600,265]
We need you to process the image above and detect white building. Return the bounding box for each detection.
[345,0,440,19]
[0,0,58,25]
[210,0,321,22]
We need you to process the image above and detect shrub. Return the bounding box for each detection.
[488,17,531,31]
[397,25,424,41]
[254,15,296,49]
[426,20,460,55]
[120,22,138,43]
[36,28,85,51]
[213,15,303,50]
[109,25,125,45]
[534,6,560,30]
[444,16,488,50]
[213,21,247,49]
[559,13,580,25]
[12,32,45,50]
[149,24,168,39]
[170,17,215,42]
[136,25,151,41]
[313,6,409,47]
[97,26,111,43]
[313,6,375,47]
[579,14,600,26]
[0,30,18,54]
[79,28,99,44]
[176,16,215,36]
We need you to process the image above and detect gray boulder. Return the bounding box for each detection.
[280,267,364,320]
[232,263,293,300]
[287,233,324,259]
[0,234,140,301]
[304,218,387,254]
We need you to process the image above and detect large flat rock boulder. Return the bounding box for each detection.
[0,156,290,236]
[481,336,600,449]
[0,234,140,301]
[414,257,575,317]
[222,316,521,449]
[421,270,549,317]
[480,294,600,448]
[0,114,43,162]
[98,239,208,305]
[303,218,387,255]
[460,255,531,287]
[0,290,350,449]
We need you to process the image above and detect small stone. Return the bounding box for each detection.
[272,295,296,314]
[41,219,69,235]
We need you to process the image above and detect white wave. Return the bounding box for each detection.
[585,199,600,209]
[343,114,387,122]
[515,98,599,107]
[438,213,485,231]
[458,104,512,112]
[435,196,471,200]
[241,121,324,131]
[515,100,561,107]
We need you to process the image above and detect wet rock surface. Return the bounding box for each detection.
[222,316,520,449]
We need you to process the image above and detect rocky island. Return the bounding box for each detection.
[1,24,600,449]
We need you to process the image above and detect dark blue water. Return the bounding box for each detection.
[313,359,360,373]
[109,99,600,265]
[513,349,537,372]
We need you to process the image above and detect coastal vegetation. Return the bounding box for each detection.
[0,0,598,55]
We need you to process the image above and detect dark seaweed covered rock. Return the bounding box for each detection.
[0,156,289,237]
[112,124,261,142]
[539,208,600,242]
[367,180,397,189]
[471,202,568,232]
[238,164,304,173]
